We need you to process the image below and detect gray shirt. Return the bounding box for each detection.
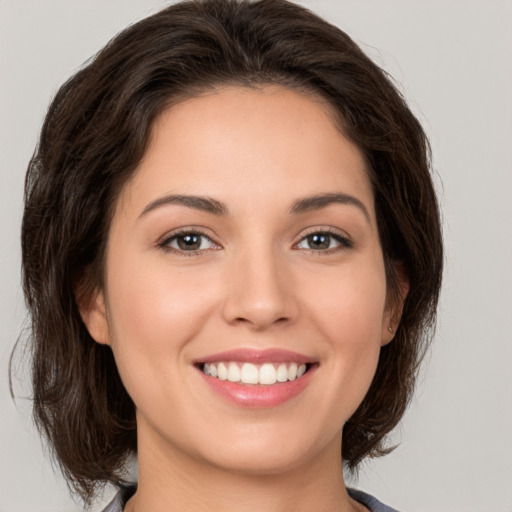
[101,483,401,512]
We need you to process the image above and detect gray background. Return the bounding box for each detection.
[1,1,511,511]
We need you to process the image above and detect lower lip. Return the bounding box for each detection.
[197,365,317,409]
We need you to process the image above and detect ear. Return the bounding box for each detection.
[381,263,409,346]
[75,280,111,346]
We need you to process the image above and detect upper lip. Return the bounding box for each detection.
[194,348,315,365]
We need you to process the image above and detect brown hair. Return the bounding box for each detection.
[19,0,443,503]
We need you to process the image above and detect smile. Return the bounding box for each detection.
[203,361,308,385]
[195,349,317,408]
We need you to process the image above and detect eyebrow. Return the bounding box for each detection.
[139,192,370,221]
[139,194,228,218]
[289,192,370,221]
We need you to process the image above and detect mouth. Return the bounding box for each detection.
[193,349,318,408]
[198,361,312,386]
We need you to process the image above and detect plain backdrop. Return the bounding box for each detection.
[1,1,511,511]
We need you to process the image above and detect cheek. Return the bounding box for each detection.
[107,249,216,340]
[301,262,387,414]
[103,255,216,398]
[305,260,388,343]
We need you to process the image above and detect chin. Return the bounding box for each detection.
[191,424,336,477]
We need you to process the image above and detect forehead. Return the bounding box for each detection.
[117,85,374,221]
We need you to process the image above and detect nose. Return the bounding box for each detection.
[221,248,299,331]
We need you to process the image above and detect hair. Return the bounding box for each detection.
[19,0,443,504]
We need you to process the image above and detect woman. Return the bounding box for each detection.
[20,0,442,510]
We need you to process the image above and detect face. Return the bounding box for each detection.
[83,85,399,477]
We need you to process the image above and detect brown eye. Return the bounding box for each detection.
[163,232,217,252]
[177,234,202,250]
[306,233,331,250]
[296,231,351,251]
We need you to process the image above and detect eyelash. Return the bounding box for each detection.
[295,227,353,254]
[158,227,352,256]
[158,228,218,257]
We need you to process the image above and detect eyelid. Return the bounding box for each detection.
[293,226,353,251]
[157,227,222,255]
[157,225,353,255]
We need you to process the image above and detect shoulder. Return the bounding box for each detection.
[99,483,137,512]
[348,488,402,512]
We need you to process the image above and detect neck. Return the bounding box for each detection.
[125,423,365,512]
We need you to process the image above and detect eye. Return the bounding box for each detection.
[160,230,219,253]
[295,231,351,251]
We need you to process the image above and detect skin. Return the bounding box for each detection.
[81,85,405,512]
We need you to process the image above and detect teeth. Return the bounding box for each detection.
[202,361,310,385]
[218,362,228,380]
[227,362,241,382]
[259,363,277,385]
[276,363,288,382]
[240,363,259,384]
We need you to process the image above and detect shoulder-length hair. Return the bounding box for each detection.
[20,0,443,503]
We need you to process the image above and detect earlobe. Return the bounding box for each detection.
[77,289,111,346]
[381,322,396,347]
